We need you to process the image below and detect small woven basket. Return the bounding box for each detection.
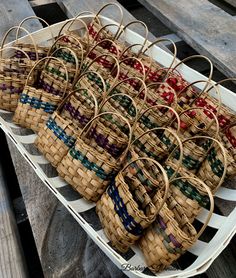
[35,88,98,167]
[13,56,69,132]
[57,112,132,202]
[139,177,214,272]
[96,157,169,252]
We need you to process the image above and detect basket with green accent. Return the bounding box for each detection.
[13,56,69,132]
[57,112,132,202]
[35,88,98,167]
[96,157,169,252]
[139,181,214,273]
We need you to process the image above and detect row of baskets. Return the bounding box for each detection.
[1,3,236,273]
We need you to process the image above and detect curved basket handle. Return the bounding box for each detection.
[118,56,146,82]
[79,111,132,160]
[132,127,183,180]
[116,20,149,54]
[75,70,107,100]
[1,26,39,60]
[58,18,90,47]
[146,82,178,109]
[177,107,220,138]
[86,38,121,59]
[121,43,147,60]
[48,34,84,72]
[143,38,177,79]
[93,23,122,42]
[166,55,213,93]
[171,176,214,239]
[26,56,69,98]
[56,87,98,119]
[137,104,181,133]
[17,16,54,43]
[108,76,148,115]
[99,93,139,126]
[0,46,31,61]
[49,46,81,84]
[84,53,120,89]
[120,156,169,215]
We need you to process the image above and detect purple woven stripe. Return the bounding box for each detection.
[169,234,182,248]
[0,83,22,94]
[15,50,45,61]
[38,78,63,96]
[64,102,90,126]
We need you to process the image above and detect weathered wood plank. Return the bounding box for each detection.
[0,143,28,278]
[138,0,236,77]
[224,0,236,8]
[0,0,42,43]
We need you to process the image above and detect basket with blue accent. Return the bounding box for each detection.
[57,112,132,202]
[96,157,169,252]
[35,88,98,167]
[13,56,69,132]
[0,46,34,112]
[139,178,214,273]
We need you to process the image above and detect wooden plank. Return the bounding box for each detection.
[137,0,236,77]
[0,146,28,278]
[56,0,170,51]
[0,0,42,43]
[224,0,236,8]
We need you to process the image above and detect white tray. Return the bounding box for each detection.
[1,16,236,278]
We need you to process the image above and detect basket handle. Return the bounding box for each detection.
[142,38,177,80]
[48,34,84,72]
[118,56,146,82]
[25,56,69,98]
[56,87,98,118]
[116,20,148,54]
[74,70,107,101]
[146,82,178,110]
[58,18,90,47]
[17,16,54,43]
[83,53,120,89]
[99,93,139,127]
[166,55,213,92]
[137,104,181,133]
[120,156,169,215]
[49,47,81,85]
[0,46,31,61]
[0,26,39,60]
[79,111,132,160]
[93,23,122,42]
[171,176,214,239]
[107,76,147,114]
[132,127,183,180]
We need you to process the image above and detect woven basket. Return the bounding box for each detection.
[13,56,69,132]
[0,46,34,112]
[96,157,169,252]
[57,112,132,202]
[222,122,236,161]
[35,88,98,167]
[139,180,214,272]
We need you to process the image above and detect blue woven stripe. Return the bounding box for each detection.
[46,117,76,148]
[69,147,116,180]
[20,93,57,113]
[107,181,143,236]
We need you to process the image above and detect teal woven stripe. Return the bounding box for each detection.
[69,147,116,180]
[20,93,57,113]
[165,166,209,207]
[46,117,75,148]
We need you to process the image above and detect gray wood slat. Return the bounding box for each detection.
[0,153,28,278]
[137,0,236,77]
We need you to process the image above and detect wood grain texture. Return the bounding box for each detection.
[138,0,236,77]
[224,0,236,8]
[0,0,42,44]
[0,154,28,278]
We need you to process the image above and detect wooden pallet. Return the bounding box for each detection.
[0,0,236,277]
